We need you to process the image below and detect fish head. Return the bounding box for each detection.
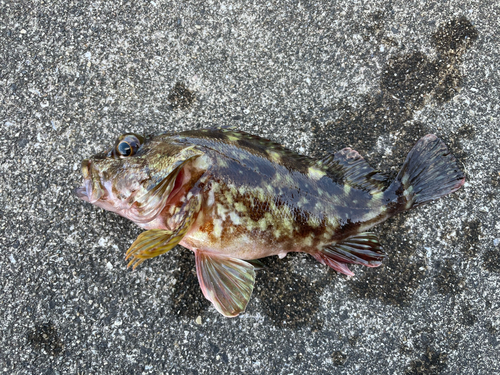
[75,132,203,223]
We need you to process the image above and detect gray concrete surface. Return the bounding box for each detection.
[1,0,499,374]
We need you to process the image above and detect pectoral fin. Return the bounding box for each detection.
[126,189,202,269]
[126,212,194,269]
[195,253,256,317]
[125,228,184,269]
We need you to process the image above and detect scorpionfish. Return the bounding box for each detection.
[75,127,465,317]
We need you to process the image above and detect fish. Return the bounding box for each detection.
[75,127,465,317]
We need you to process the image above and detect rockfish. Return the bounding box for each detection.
[75,127,465,317]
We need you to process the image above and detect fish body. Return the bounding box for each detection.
[176,131,382,259]
[76,127,465,317]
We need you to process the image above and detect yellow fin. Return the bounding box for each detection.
[125,229,178,269]
[126,213,194,269]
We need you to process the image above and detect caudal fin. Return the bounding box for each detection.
[391,134,465,210]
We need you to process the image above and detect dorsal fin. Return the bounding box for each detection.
[191,127,320,176]
[217,124,239,131]
[319,148,388,193]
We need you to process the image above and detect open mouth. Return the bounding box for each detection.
[74,179,104,204]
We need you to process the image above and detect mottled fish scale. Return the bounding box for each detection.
[166,129,381,244]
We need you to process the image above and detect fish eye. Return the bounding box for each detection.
[113,133,144,158]
[118,140,134,156]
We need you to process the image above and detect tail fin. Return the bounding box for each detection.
[390,134,465,210]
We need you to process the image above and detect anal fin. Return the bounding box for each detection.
[195,253,256,317]
[312,232,386,276]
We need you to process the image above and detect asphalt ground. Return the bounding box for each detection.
[1,1,499,374]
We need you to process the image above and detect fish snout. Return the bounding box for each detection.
[74,159,104,203]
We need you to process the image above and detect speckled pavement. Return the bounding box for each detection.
[1,1,499,374]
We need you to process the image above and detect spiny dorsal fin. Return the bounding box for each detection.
[194,127,320,176]
[319,148,388,193]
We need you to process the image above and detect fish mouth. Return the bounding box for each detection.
[74,159,105,203]
[73,185,89,202]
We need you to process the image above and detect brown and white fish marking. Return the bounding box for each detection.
[75,128,465,317]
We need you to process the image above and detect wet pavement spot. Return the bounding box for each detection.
[460,304,478,327]
[27,322,63,356]
[405,347,448,375]
[255,254,328,329]
[432,16,478,56]
[482,249,500,273]
[433,260,465,295]
[167,82,195,110]
[310,16,478,172]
